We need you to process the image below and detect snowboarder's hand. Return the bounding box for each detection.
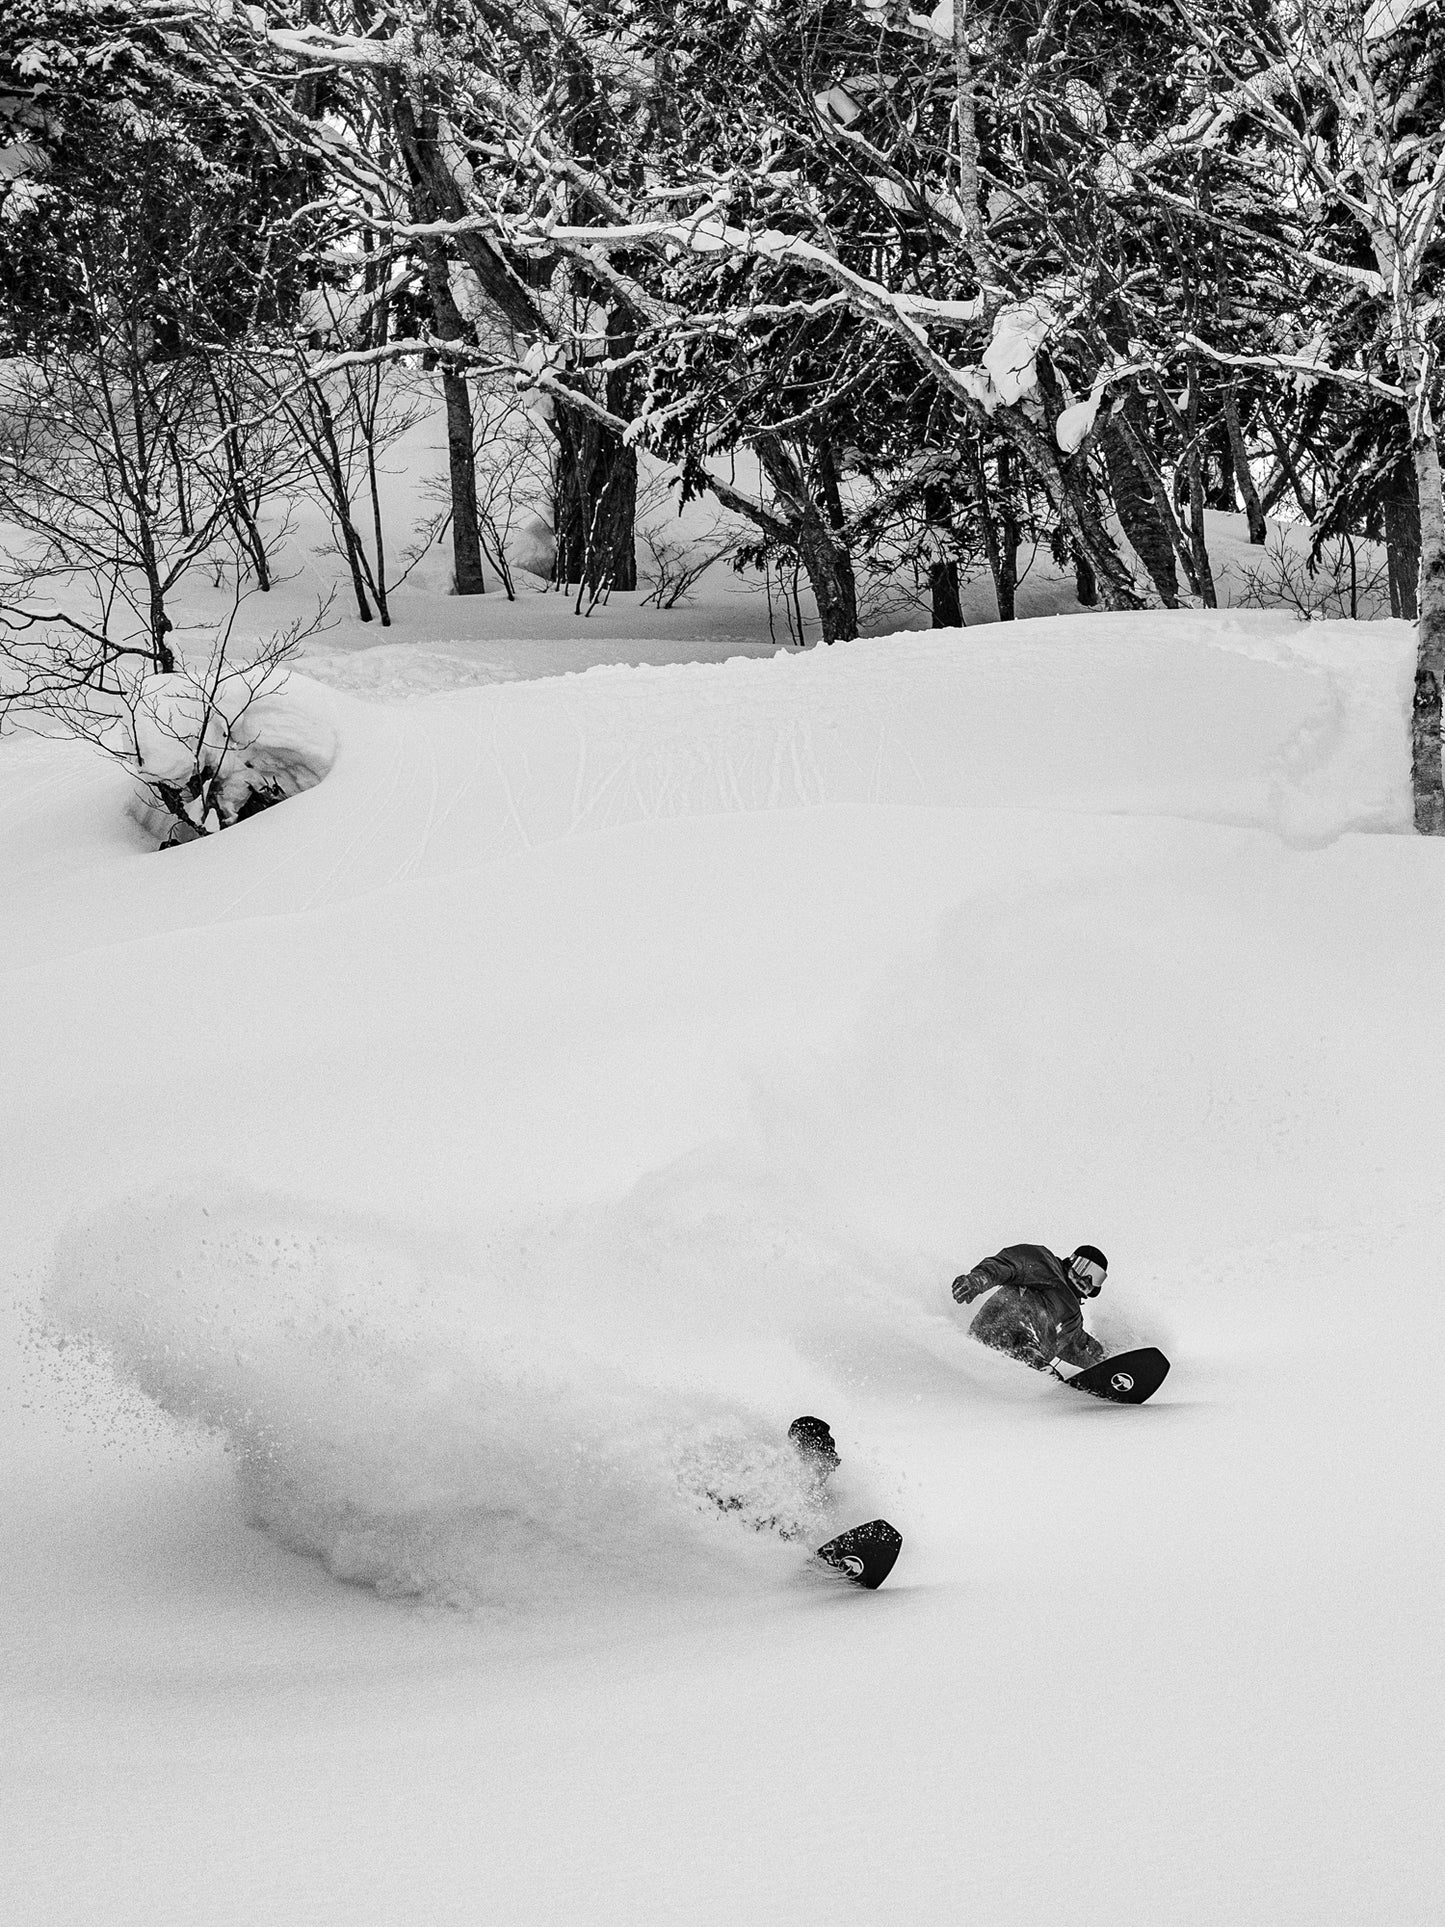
[952,1269,988,1304]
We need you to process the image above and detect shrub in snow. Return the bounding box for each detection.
[1233,531,1391,624]
[4,603,334,848]
[638,516,749,612]
[117,663,323,842]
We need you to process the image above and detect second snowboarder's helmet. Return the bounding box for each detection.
[789,1415,840,1472]
[1068,1245,1108,1298]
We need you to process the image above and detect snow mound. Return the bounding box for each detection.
[301,645,523,702]
[1259,621,1411,845]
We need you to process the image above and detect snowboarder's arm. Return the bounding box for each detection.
[950,1252,1017,1304]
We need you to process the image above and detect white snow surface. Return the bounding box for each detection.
[3,605,1442,1925]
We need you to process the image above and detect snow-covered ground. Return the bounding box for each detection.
[3,464,1441,1926]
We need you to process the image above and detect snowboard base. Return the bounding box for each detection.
[1054,1346,1170,1405]
[812,1518,902,1589]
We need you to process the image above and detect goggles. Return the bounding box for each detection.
[1069,1257,1106,1298]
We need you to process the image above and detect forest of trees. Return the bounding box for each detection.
[1,0,1442,826]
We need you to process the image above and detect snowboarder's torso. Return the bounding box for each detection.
[967,1244,1104,1369]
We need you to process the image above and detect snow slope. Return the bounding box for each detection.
[3,608,1441,1926]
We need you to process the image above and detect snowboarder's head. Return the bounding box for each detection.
[1067,1245,1108,1299]
[788,1415,840,1477]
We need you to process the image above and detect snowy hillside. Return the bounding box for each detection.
[3,608,1441,1926]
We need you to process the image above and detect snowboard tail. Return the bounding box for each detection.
[1055,1347,1170,1405]
[812,1519,902,1590]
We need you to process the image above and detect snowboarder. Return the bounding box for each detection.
[951,1243,1108,1371]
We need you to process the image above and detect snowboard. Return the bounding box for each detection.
[1052,1346,1170,1405]
[812,1518,902,1590]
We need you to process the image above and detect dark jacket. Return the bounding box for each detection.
[953,1243,1104,1370]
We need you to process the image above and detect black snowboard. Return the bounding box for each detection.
[1054,1346,1170,1405]
[812,1518,902,1589]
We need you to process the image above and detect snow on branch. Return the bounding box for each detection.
[1184,334,1406,402]
[509,210,985,333]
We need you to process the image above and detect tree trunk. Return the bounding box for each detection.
[1114,404,1201,598]
[1102,412,1179,606]
[306,383,374,621]
[812,438,860,637]
[1185,357,1219,607]
[813,439,848,538]
[132,484,174,666]
[993,445,1019,621]
[993,541,1018,621]
[930,558,964,627]
[424,246,487,596]
[149,587,174,673]
[1385,460,1421,621]
[1411,432,1445,834]
[1187,456,1217,607]
[796,510,859,643]
[552,405,637,596]
[207,359,271,590]
[389,92,546,341]
[1223,381,1268,545]
[1208,417,1237,511]
[1061,474,1135,608]
[440,368,486,594]
[1380,265,1442,828]
[361,379,391,627]
[924,482,964,627]
[755,435,857,643]
[970,440,1019,622]
[1029,351,1140,613]
[168,430,192,536]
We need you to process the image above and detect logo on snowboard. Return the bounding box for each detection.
[841,1555,866,1577]
[1110,1372,1135,1393]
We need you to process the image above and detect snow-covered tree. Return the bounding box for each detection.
[0,8,328,839]
[183,0,1157,632]
[202,1,653,599]
[1106,0,1445,826]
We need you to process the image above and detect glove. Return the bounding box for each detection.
[951,1268,990,1304]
